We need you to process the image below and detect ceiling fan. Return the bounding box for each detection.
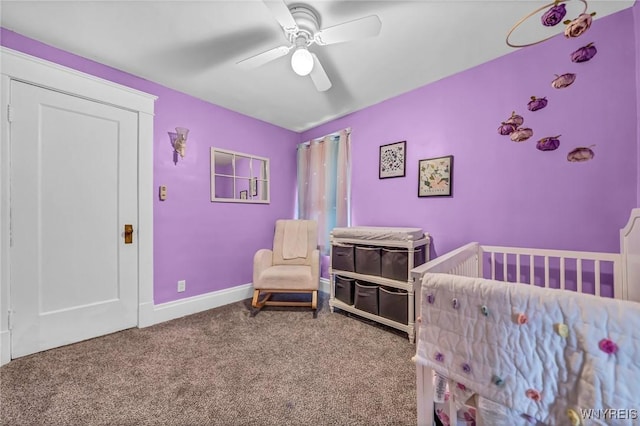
[236,0,382,92]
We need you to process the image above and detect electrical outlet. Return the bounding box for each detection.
[177,280,186,292]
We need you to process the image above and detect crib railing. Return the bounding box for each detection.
[410,242,480,284]
[480,245,623,299]
[411,242,623,300]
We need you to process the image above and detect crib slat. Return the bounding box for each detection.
[544,256,550,288]
[613,259,623,300]
[595,260,600,296]
[416,365,434,426]
[491,252,495,280]
[560,257,566,290]
[447,379,456,425]
[516,255,521,283]
[530,255,534,285]
[577,259,583,293]
[503,253,507,281]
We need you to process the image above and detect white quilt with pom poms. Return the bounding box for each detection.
[415,273,640,426]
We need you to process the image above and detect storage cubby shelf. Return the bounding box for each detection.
[330,299,410,333]
[329,269,412,291]
[329,227,430,343]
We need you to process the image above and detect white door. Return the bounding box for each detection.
[9,80,139,358]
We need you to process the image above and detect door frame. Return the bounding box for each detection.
[0,47,157,365]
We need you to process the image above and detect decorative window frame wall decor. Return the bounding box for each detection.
[250,177,258,197]
[210,147,270,203]
[418,155,454,197]
[379,140,406,179]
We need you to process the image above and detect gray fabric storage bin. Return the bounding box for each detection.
[332,243,355,272]
[381,247,426,281]
[354,281,378,315]
[335,276,355,305]
[355,246,381,276]
[379,286,408,324]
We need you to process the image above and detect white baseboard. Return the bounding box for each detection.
[0,329,10,366]
[140,283,254,327]
[143,280,330,328]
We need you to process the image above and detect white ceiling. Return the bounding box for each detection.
[1,0,634,132]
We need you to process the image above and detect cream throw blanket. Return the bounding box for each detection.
[282,221,308,260]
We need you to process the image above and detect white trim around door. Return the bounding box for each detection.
[0,47,157,365]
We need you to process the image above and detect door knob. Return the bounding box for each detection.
[124,224,133,244]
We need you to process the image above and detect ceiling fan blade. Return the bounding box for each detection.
[263,0,299,35]
[236,45,291,69]
[309,54,332,92]
[314,15,382,46]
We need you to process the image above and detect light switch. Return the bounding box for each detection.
[159,185,167,201]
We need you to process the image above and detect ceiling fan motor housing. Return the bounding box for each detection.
[288,5,320,45]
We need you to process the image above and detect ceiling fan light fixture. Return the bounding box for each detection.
[291,47,314,76]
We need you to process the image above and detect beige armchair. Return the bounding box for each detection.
[252,219,320,317]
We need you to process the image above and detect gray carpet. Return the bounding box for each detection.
[0,294,417,425]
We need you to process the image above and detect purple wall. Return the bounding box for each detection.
[1,29,299,304]
[302,8,639,258]
[2,3,638,299]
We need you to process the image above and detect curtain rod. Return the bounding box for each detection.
[298,127,351,147]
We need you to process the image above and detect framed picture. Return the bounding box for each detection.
[239,190,248,200]
[379,141,406,179]
[250,177,258,196]
[418,155,453,197]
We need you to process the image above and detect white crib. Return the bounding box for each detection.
[410,208,640,426]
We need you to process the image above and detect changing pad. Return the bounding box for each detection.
[331,226,425,241]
